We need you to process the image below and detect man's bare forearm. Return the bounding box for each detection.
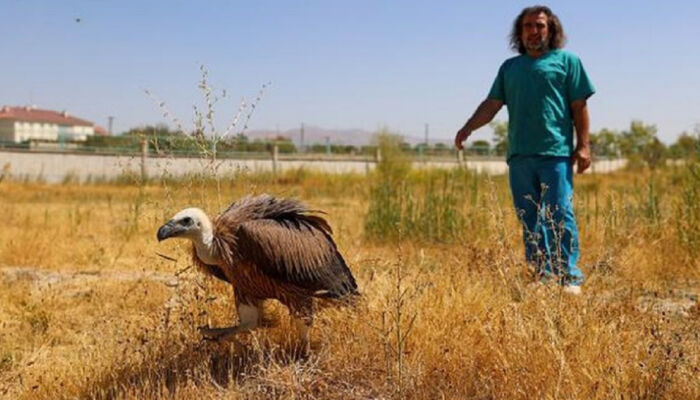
[571,99,590,148]
[571,99,592,173]
[462,99,503,133]
[454,99,503,149]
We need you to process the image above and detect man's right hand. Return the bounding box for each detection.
[571,143,592,174]
[454,127,471,150]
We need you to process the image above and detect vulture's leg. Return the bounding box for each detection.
[199,294,262,341]
[290,298,313,355]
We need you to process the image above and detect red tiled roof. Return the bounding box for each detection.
[0,106,94,127]
[94,125,108,135]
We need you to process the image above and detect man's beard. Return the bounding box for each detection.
[525,37,549,52]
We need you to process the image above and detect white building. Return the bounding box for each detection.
[0,106,105,143]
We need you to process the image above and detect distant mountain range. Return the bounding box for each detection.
[244,125,453,148]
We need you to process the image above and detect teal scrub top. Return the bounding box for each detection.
[487,50,595,160]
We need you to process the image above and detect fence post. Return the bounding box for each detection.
[272,144,279,177]
[375,147,382,164]
[457,149,464,166]
[140,137,148,182]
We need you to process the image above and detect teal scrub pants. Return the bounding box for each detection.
[508,155,584,286]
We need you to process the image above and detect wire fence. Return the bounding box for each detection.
[0,139,502,162]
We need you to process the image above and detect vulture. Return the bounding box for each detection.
[156,194,358,352]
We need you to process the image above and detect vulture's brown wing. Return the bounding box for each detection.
[234,218,358,298]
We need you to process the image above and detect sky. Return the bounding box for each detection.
[2,1,699,144]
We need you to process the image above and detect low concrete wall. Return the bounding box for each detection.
[0,150,627,183]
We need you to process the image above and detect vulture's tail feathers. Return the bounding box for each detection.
[313,249,359,300]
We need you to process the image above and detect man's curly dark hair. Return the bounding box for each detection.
[510,5,567,54]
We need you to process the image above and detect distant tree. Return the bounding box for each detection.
[217,133,250,152]
[642,137,667,170]
[85,134,139,150]
[307,143,356,154]
[590,128,620,157]
[218,135,296,153]
[470,139,491,155]
[431,142,450,156]
[490,120,508,156]
[309,144,326,153]
[619,121,666,169]
[619,121,655,156]
[669,130,700,160]
[333,145,357,154]
[246,140,268,152]
[270,136,297,153]
[123,124,183,137]
[233,133,249,144]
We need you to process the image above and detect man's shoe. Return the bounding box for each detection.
[563,285,582,295]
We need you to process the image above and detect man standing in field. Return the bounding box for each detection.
[454,5,594,294]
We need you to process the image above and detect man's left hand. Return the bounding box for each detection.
[571,144,592,174]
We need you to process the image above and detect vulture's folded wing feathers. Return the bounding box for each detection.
[233,218,357,298]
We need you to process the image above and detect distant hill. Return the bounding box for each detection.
[245,125,452,148]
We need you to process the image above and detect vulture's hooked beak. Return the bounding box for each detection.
[157,220,184,242]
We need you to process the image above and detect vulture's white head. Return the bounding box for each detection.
[157,208,212,241]
[157,208,220,264]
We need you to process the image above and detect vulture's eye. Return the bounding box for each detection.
[182,217,193,226]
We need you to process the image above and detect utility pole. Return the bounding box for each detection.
[140,137,148,182]
[108,116,114,135]
[424,123,429,149]
[420,122,429,159]
[300,122,305,153]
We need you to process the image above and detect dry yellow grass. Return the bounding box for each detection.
[0,167,698,399]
